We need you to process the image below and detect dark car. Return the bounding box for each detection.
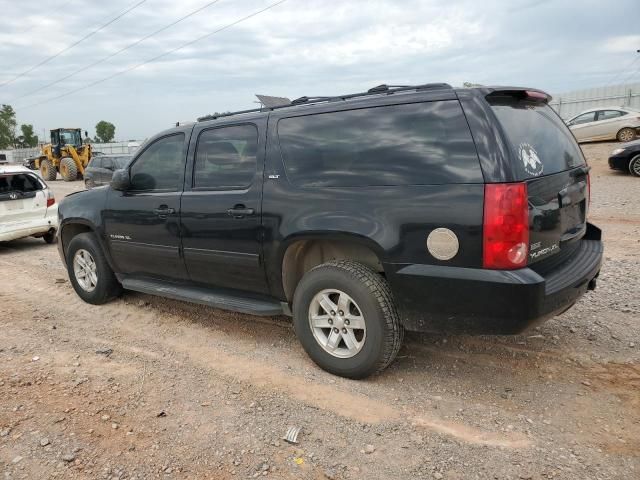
[84,154,132,188]
[608,139,640,176]
[56,83,603,379]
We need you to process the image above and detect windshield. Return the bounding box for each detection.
[59,129,82,146]
[490,101,585,179]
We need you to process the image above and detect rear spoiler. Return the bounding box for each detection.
[485,88,552,104]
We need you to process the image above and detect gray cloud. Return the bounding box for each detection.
[0,0,638,140]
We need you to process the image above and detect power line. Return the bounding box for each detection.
[603,53,640,88]
[618,66,640,86]
[0,0,148,89]
[17,0,290,110]
[11,0,224,102]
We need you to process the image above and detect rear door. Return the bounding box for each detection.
[593,110,625,140]
[180,119,268,294]
[0,173,47,228]
[488,97,589,267]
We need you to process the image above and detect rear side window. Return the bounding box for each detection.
[0,174,43,193]
[597,110,625,121]
[193,125,258,189]
[490,102,585,179]
[277,100,481,187]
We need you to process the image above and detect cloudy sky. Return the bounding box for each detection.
[0,0,639,140]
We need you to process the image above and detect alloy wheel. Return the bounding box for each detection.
[73,249,98,292]
[308,289,366,358]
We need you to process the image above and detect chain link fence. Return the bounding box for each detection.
[550,82,640,120]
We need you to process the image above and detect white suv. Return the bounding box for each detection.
[0,165,58,243]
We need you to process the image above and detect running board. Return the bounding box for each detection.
[121,277,284,316]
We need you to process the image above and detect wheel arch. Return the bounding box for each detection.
[59,219,115,270]
[279,233,387,302]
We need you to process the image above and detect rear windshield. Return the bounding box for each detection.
[0,173,43,193]
[490,102,585,179]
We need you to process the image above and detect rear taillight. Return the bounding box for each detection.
[46,190,55,208]
[483,183,529,270]
[586,172,591,214]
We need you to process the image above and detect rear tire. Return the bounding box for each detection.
[617,128,635,142]
[629,155,640,177]
[292,260,403,379]
[40,159,57,181]
[66,232,122,304]
[60,157,78,182]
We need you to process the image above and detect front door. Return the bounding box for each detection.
[180,120,268,293]
[103,132,189,280]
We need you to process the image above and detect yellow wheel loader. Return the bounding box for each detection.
[36,128,92,182]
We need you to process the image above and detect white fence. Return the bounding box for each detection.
[0,148,40,164]
[92,141,141,155]
[550,82,640,120]
[0,141,141,165]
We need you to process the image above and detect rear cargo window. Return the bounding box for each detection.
[0,174,43,193]
[277,100,482,187]
[490,102,585,179]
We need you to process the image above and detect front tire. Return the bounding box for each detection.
[292,260,403,379]
[629,155,640,177]
[617,128,636,142]
[40,159,57,181]
[59,157,78,182]
[66,232,121,304]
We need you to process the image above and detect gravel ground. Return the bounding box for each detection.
[1,142,638,480]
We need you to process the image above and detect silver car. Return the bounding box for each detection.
[566,106,640,143]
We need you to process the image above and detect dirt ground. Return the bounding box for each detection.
[1,142,638,480]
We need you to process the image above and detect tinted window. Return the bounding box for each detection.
[597,110,624,121]
[130,134,185,191]
[490,102,585,179]
[0,174,42,193]
[114,156,132,169]
[102,157,114,170]
[277,101,481,187]
[194,125,258,189]
[570,112,596,125]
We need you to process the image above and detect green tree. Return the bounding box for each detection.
[95,120,116,143]
[0,104,17,149]
[18,124,38,147]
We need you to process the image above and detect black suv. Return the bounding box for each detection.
[57,84,603,379]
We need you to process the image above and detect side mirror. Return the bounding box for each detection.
[110,169,130,191]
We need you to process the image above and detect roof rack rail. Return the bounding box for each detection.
[197,82,453,122]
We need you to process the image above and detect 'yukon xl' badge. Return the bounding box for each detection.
[426,228,459,261]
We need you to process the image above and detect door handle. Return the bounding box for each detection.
[154,206,175,217]
[227,205,255,218]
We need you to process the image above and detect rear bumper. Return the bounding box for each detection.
[0,208,58,242]
[387,224,603,334]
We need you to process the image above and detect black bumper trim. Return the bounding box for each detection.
[386,236,603,335]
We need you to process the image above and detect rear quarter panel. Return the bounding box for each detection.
[262,102,485,300]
